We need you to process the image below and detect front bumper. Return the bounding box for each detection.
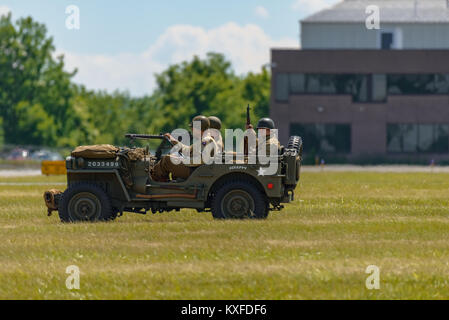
[43,189,63,216]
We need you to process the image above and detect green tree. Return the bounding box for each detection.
[0,12,272,149]
[0,117,4,147]
[241,67,271,119]
[0,14,77,147]
[71,86,157,146]
[14,102,57,145]
[153,53,271,132]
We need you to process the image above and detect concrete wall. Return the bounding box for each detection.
[301,22,449,49]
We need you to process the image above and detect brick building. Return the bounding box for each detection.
[271,0,449,162]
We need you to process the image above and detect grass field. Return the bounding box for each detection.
[0,172,449,299]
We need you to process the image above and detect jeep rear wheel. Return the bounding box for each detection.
[211,180,268,220]
[59,183,116,223]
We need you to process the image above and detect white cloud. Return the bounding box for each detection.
[60,22,297,96]
[0,5,11,17]
[291,0,339,15]
[60,51,164,96]
[255,6,270,19]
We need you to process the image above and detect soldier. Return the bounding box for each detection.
[245,117,281,156]
[208,116,224,152]
[151,115,217,181]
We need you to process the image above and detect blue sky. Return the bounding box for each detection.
[0,0,339,95]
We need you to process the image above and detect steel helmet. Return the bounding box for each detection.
[256,118,276,130]
[189,115,210,131]
[208,116,222,130]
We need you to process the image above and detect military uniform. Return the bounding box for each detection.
[209,130,224,152]
[245,118,281,157]
[260,135,281,156]
[152,133,218,181]
[176,133,218,164]
[208,116,224,152]
[246,128,281,156]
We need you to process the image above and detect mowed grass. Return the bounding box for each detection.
[0,172,449,300]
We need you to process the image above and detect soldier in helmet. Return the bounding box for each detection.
[245,117,281,156]
[208,116,224,152]
[151,115,218,182]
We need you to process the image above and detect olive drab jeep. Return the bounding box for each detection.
[44,135,303,222]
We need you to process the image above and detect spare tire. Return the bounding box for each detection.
[287,136,303,156]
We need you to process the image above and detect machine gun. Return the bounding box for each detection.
[125,134,166,140]
[125,133,174,151]
[125,133,177,159]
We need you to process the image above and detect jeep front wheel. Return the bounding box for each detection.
[59,183,116,223]
[211,180,268,219]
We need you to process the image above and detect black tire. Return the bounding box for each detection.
[287,136,303,182]
[211,180,268,220]
[287,136,303,156]
[58,183,116,223]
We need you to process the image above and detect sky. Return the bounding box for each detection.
[0,0,340,96]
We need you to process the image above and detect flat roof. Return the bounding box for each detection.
[302,0,449,24]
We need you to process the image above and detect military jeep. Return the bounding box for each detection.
[44,135,302,222]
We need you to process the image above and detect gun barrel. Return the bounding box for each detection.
[125,134,165,140]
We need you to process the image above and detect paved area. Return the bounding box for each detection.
[0,169,41,177]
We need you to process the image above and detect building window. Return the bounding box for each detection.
[379,29,402,49]
[275,73,386,102]
[372,74,387,102]
[435,74,449,93]
[354,75,369,102]
[275,73,289,101]
[381,32,394,49]
[290,123,351,154]
[320,74,337,94]
[289,74,305,93]
[387,124,449,153]
[274,73,449,103]
[388,74,449,95]
[306,74,320,93]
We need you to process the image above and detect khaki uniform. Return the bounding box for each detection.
[176,134,218,162]
[262,136,281,156]
[245,129,281,156]
[211,132,224,152]
[152,134,217,181]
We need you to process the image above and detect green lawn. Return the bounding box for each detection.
[0,172,448,299]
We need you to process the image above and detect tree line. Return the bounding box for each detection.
[0,14,270,149]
